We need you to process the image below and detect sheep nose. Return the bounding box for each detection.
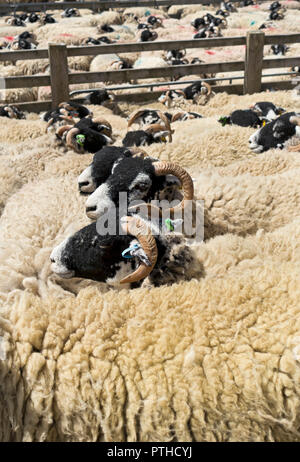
[50,257,55,263]
[86,206,97,213]
[78,181,89,189]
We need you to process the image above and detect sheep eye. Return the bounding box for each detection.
[134,183,148,191]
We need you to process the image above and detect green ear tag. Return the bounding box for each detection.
[76,134,85,146]
[165,218,174,232]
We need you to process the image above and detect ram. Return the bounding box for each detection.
[84,160,191,220]
[77,146,147,194]
[56,117,113,154]
[50,211,199,288]
[249,112,300,153]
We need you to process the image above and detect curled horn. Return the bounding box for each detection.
[181,48,186,57]
[145,123,174,143]
[157,110,173,142]
[4,106,16,119]
[119,216,158,284]
[66,127,84,153]
[55,124,74,138]
[92,117,112,136]
[201,81,212,96]
[221,18,228,27]
[127,109,148,128]
[46,117,54,132]
[171,112,186,123]
[153,161,194,214]
[129,147,148,158]
[175,89,186,98]
[288,116,300,151]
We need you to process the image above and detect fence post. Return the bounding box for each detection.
[244,31,265,95]
[48,43,69,108]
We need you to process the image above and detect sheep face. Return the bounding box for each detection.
[50,220,196,287]
[249,112,300,153]
[84,157,181,220]
[50,222,136,284]
[78,146,133,194]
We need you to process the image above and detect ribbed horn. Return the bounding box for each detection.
[290,115,300,126]
[153,161,194,213]
[171,112,186,123]
[56,124,73,138]
[157,110,173,142]
[127,109,147,129]
[201,81,212,96]
[129,147,148,158]
[92,117,112,136]
[66,127,84,153]
[119,216,158,284]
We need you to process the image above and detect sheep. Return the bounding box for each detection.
[218,109,263,128]
[1,216,300,441]
[271,44,289,56]
[83,90,115,107]
[138,29,158,42]
[249,112,300,153]
[50,211,198,288]
[61,8,80,19]
[89,53,131,74]
[84,159,191,221]
[77,146,147,194]
[169,111,203,122]
[127,109,172,134]
[56,117,113,154]
[183,81,214,104]
[250,101,285,121]
[122,125,172,148]
[158,89,186,108]
[0,105,25,119]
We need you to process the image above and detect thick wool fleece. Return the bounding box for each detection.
[0,87,299,441]
[0,257,299,442]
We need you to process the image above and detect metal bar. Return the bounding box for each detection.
[69,71,297,96]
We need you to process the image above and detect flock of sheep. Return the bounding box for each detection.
[0,0,300,443]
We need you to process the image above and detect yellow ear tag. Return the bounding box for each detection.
[161,136,166,142]
[263,120,266,126]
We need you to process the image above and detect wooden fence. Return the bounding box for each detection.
[0,32,300,112]
[0,0,273,14]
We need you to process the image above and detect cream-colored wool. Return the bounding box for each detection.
[0,78,300,443]
[0,253,299,441]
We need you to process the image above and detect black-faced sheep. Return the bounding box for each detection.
[138,29,158,42]
[249,112,300,153]
[84,159,192,221]
[0,105,25,120]
[84,90,115,106]
[56,117,113,154]
[122,126,171,148]
[218,109,263,128]
[77,146,147,194]
[271,44,289,56]
[50,213,196,288]
[250,101,285,121]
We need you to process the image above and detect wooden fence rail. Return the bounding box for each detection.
[0,0,273,14]
[0,32,299,110]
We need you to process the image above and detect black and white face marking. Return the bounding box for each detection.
[78,166,95,194]
[84,158,164,220]
[50,238,76,278]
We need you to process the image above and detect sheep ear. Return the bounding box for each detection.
[129,245,151,266]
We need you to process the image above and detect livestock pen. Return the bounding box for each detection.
[0,0,300,444]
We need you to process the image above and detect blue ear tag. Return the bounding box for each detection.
[250,20,256,25]
[145,10,151,16]
[122,243,140,259]
[165,218,174,232]
[76,134,85,146]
